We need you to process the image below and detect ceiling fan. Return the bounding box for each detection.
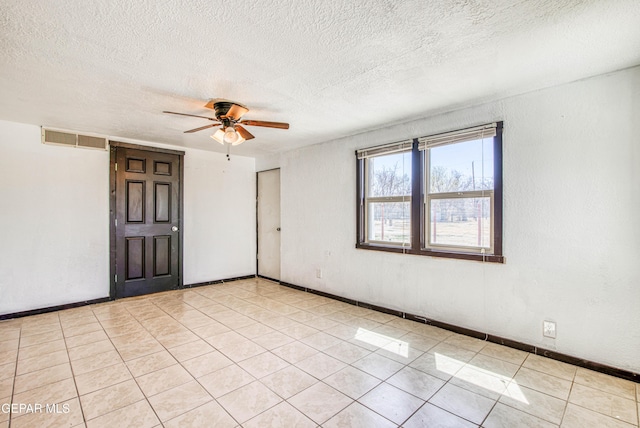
[164,99,289,147]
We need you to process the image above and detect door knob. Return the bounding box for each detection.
[172,226,179,232]
[276,227,281,231]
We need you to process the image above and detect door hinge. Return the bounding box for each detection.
[256,253,259,260]
[114,274,118,283]
[115,163,118,171]
[114,218,117,227]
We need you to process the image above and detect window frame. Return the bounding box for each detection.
[356,122,504,263]
[424,190,494,254]
[362,148,412,247]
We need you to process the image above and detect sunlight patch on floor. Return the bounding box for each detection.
[435,353,529,404]
[353,328,529,404]
[355,327,409,357]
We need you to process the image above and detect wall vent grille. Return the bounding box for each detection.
[42,128,108,150]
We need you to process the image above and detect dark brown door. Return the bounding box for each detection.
[111,144,183,298]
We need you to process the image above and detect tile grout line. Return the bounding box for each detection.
[128,300,204,426]
[281,280,640,385]
[60,314,89,428]
[5,279,638,427]
[185,287,310,426]
[492,375,567,425]
[10,316,65,426]
[127,297,242,427]
[637,385,640,428]
[559,378,577,427]
[288,291,558,427]
[191,284,355,426]
[11,314,79,427]
[225,290,342,422]
[286,305,413,426]
[172,332,243,424]
[477,357,526,428]
[176,290,275,425]
[500,372,639,426]
[231,280,556,419]
[91,304,166,427]
[560,380,640,427]
[7,320,21,428]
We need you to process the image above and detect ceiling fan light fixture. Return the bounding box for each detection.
[223,127,239,144]
[167,99,288,146]
[211,127,246,146]
[225,127,246,145]
[211,128,225,145]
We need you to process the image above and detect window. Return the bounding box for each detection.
[360,142,412,246]
[356,122,503,262]
[421,125,497,255]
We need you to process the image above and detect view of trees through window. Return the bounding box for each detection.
[358,123,502,260]
[367,152,411,244]
[366,138,494,248]
[428,138,494,249]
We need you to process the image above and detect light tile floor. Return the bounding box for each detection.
[0,278,638,427]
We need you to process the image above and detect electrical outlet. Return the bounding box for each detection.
[543,321,556,338]
[316,269,322,279]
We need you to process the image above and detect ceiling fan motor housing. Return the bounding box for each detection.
[164,99,288,140]
[205,99,247,121]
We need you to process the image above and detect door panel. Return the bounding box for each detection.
[154,161,171,175]
[112,146,182,298]
[153,235,171,276]
[126,237,144,280]
[126,157,145,173]
[154,183,171,222]
[257,169,281,281]
[126,181,145,222]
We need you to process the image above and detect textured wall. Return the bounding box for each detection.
[182,149,256,284]
[0,121,256,315]
[0,121,109,314]
[262,67,640,372]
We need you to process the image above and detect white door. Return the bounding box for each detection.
[257,169,281,280]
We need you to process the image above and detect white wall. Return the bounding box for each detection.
[182,149,256,284]
[0,120,256,315]
[258,66,640,372]
[0,122,109,315]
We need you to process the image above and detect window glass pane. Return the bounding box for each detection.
[368,152,412,197]
[429,138,493,194]
[429,197,491,248]
[367,201,411,244]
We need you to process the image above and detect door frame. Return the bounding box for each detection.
[109,141,185,300]
[256,167,281,282]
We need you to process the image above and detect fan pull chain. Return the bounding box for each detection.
[226,142,231,161]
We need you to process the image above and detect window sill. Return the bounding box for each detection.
[355,243,505,263]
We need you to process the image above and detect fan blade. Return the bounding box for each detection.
[226,104,249,120]
[240,120,289,129]
[184,124,217,133]
[163,111,217,121]
[235,125,255,140]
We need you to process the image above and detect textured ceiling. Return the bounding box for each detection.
[1,0,639,157]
